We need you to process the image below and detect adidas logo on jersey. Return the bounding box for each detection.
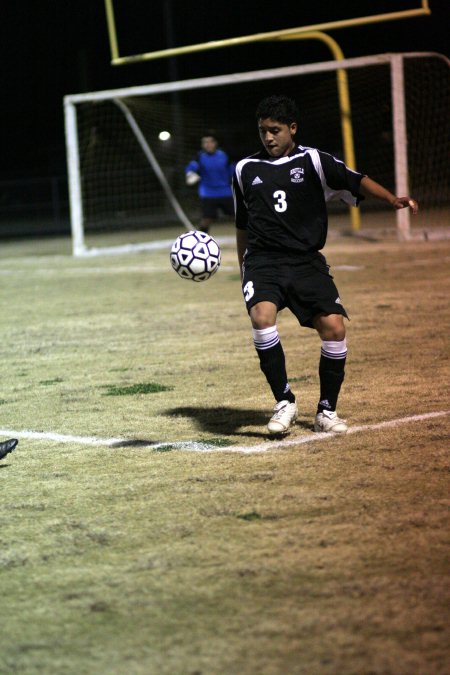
[252,176,263,185]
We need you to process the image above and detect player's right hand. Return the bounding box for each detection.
[186,171,201,186]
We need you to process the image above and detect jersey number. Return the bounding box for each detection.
[243,281,254,301]
[273,190,287,213]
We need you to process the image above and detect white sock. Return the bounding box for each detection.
[252,325,280,351]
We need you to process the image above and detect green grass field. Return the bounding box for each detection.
[0,222,449,674]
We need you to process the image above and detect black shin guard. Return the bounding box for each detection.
[317,354,346,413]
[256,342,295,403]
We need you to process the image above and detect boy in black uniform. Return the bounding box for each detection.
[233,95,418,435]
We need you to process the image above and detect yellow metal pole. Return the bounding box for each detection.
[104,0,119,62]
[279,32,360,231]
[103,2,431,231]
[108,6,431,65]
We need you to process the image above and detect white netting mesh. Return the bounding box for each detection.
[65,53,449,252]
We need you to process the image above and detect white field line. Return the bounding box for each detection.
[222,410,450,454]
[78,235,237,257]
[1,257,449,277]
[1,253,449,278]
[0,266,236,276]
[0,429,124,446]
[0,410,448,454]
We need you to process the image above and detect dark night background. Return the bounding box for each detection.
[1,1,448,232]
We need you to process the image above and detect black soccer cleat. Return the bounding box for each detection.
[0,438,18,460]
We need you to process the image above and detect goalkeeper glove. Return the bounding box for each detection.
[186,171,201,186]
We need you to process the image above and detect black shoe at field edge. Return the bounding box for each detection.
[0,438,18,460]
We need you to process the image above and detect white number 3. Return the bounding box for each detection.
[243,281,254,301]
[273,190,287,212]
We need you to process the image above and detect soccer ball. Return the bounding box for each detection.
[170,231,221,282]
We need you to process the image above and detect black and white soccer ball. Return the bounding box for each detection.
[170,231,221,282]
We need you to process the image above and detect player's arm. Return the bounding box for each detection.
[185,159,201,186]
[236,228,248,280]
[233,173,248,280]
[360,176,419,213]
[317,151,418,214]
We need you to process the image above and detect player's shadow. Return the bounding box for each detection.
[165,406,311,438]
[109,439,163,448]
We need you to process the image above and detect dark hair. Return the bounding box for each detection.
[255,95,299,126]
[201,130,218,142]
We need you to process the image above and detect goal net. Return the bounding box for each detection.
[64,52,449,256]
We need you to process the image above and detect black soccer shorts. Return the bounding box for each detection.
[241,251,349,328]
[201,197,234,219]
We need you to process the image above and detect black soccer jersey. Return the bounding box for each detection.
[233,145,365,254]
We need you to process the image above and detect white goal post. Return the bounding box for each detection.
[64,52,449,256]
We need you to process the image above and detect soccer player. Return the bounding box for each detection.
[233,95,418,435]
[185,132,235,233]
[0,438,18,460]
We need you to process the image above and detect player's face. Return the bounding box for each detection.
[201,136,218,153]
[258,118,297,157]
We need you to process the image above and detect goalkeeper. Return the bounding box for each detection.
[185,132,235,233]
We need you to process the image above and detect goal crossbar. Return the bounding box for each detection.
[65,52,443,105]
[64,52,449,256]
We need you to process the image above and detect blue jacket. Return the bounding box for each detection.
[186,149,235,198]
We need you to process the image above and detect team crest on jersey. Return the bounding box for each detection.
[290,167,304,183]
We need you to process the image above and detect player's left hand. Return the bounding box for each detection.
[393,197,419,214]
